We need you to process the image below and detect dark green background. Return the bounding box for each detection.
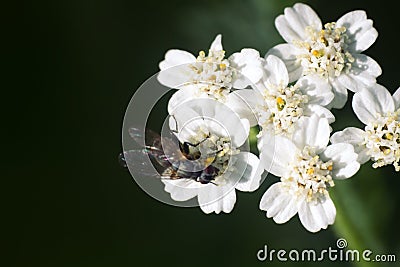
[5,0,399,266]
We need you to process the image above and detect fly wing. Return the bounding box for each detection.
[125,126,190,172]
[120,151,196,182]
[128,126,163,151]
[119,149,169,175]
[159,135,186,170]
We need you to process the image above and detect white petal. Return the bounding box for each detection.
[393,87,400,110]
[353,54,382,79]
[320,143,360,179]
[331,127,370,164]
[330,127,364,145]
[352,27,378,53]
[298,196,336,233]
[167,85,198,114]
[163,179,199,201]
[225,89,262,126]
[235,152,264,192]
[259,134,298,177]
[275,3,322,44]
[184,99,250,148]
[169,99,202,129]
[273,197,298,224]
[209,34,223,51]
[292,3,322,32]
[227,118,250,148]
[297,75,333,106]
[356,148,371,165]
[328,78,348,109]
[337,74,362,94]
[293,115,330,153]
[338,54,381,93]
[320,197,336,225]
[158,66,195,89]
[275,15,303,44]
[266,44,303,83]
[198,184,236,214]
[336,11,377,53]
[158,50,197,88]
[259,183,281,210]
[303,104,335,124]
[264,55,289,87]
[259,183,298,224]
[352,84,395,124]
[229,48,263,88]
[234,65,263,89]
[218,114,250,148]
[174,118,208,144]
[159,49,196,70]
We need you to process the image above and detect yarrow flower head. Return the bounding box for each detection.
[158,35,263,99]
[158,34,263,126]
[251,55,334,137]
[163,99,263,214]
[259,115,360,232]
[331,85,400,171]
[123,2,399,232]
[267,3,381,109]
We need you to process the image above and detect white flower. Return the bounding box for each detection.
[259,115,360,232]
[331,84,400,171]
[163,99,264,214]
[167,84,259,127]
[267,3,381,109]
[159,35,264,126]
[243,55,334,136]
[158,34,263,96]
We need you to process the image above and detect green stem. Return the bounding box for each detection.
[331,183,383,267]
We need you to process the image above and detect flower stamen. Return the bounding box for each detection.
[364,110,400,171]
[185,49,235,101]
[294,22,353,79]
[281,147,334,202]
[257,84,308,135]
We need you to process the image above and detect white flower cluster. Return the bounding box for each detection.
[155,3,399,232]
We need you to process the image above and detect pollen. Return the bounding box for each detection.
[312,50,323,58]
[281,146,334,203]
[383,133,393,140]
[294,22,352,78]
[258,84,308,135]
[191,47,234,98]
[205,156,215,165]
[380,146,391,155]
[365,110,400,171]
[276,97,286,111]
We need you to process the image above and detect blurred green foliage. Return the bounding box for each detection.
[5,0,399,266]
